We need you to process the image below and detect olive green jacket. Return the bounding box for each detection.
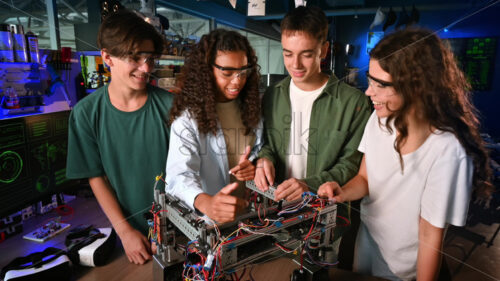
[259,73,372,190]
[258,73,371,240]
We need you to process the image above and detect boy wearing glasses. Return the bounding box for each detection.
[254,5,371,262]
[66,10,173,265]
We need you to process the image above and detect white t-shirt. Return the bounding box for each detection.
[356,112,474,280]
[286,80,327,179]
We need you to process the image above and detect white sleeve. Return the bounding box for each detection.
[421,151,474,228]
[165,114,204,210]
[249,118,264,162]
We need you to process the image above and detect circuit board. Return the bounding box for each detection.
[23,219,71,243]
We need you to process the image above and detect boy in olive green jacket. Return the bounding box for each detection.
[254,5,371,259]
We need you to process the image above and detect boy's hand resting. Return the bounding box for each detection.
[118,226,152,265]
[194,182,248,223]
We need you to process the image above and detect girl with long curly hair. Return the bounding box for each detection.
[318,28,492,280]
[166,29,262,223]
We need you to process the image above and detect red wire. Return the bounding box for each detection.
[152,213,157,235]
[303,212,318,241]
[155,210,168,215]
[55,204,73,216]
[274,242,292,252]
[282,217,298,224]
[211,254,217,281]
[237,267,246,280]
[221,233,250,244]
[152,209,168,235]
[197,254,209,280]
[336,215,350,227]
[257,203,264,224]
[55,205,74,222]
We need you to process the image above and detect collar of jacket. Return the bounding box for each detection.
[273,71,341,98]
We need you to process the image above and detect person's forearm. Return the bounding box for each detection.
[88,176,133,235]
[417,217,445,281]
[193,193,211,215]
[340,174,369,201]
[319,156,368,202]
[303,158,361,191]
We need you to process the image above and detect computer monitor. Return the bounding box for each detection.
[445,37,497,91]
[0,110,78,218]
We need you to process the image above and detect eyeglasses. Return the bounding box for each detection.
[366,71,394,95]
[125,52,160,66]
[213,63,252,80]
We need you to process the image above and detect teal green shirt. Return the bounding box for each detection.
[258,74,371,238]
[66,85,174,233]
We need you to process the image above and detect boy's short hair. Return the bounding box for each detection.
[280,5,328,43]
[97,10,164,57]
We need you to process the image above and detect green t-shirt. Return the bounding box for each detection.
[66,84,173,233]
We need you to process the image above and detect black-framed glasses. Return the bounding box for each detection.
[213,63,252,80]
[366,71,394,88]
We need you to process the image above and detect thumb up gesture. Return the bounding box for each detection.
[194,182,248,223]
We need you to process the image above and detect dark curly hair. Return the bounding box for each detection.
[169,29,261,136]
[370,27,492,195]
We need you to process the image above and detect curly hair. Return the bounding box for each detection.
[169,29,261,136]
[370,27,492,194]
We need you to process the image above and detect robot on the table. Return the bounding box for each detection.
[148,178,340,281]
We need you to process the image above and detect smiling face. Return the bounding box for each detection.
[102,39,156,94]
[212,50,249,102]
[365,59,403,118]
[281,31,329,91]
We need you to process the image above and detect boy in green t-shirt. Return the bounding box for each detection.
[66,10,173,265]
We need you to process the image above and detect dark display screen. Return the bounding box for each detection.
[446,37,497,91]
[0,111,77,217]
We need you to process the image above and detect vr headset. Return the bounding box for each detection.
[1,226,116,280]
[1,247,71,281]
[65,225,116,267]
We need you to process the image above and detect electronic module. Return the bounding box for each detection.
[148,179,341,281]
